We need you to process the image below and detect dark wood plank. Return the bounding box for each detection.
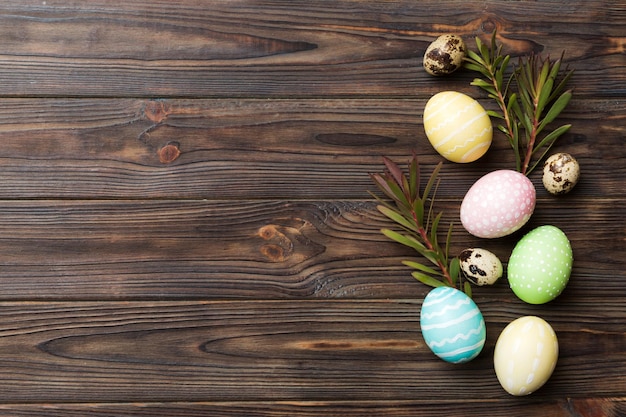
[0,98,621,199]
[0,199,621,300]
[0,1,622,414]
[0,301,621,403]
[0,1,622,98]
[0,398,623,417]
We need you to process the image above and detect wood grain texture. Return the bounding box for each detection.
[0,98,621,199]
[0,1,622,98]
[0,301,622,403]
[0,199,622,300]
[0,399,623,417]
[0,0,623,415]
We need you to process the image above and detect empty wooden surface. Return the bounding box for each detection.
[0,1,623,415]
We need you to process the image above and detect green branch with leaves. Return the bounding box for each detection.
[369,155,470,296]
[463,31,574,175]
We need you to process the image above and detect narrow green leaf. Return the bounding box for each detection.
[464,55,486,66]
[422,162,442,202]
[464,62,490,76]
[487,110,504,119]
[511,122,521,172]
[500,54,511,74]
[372,175,407,208]
[397,203,418,226]
[538,91,572,131]
[491,30,499,51]
[548,57,562,83]
[465,48,485,65]
[495,66,504,90]
[504,69,517,96]
[369,173,395,200]
[536,57,551,93]
[382,156,404,187]
[523,56,537,97]
[548,68,574,103]
[381,228,425,252]
[412,272,446,288]
[487,30,498,60]
[369,190,397,210]
[401,175,411,203]
[444,222,454,263]
[430,212,443,253]
[377,205,416,231]
[409,155,419,202]
[384,179,410,208]
[517,83,533,113]
[474,35,484,51]
[470,80,497,96]
[493,55,505,68]
[422,249,443,267]
[477,37,491,63]
[463,281,473,298]
[403,260,442,276]
[535,76,554,121]
[521,112,533,134]
[425,177,440,234]
[449,257,461,286]
[470,78,495,89]
[413,197,424,227]
[532,124,572,154]
[506,92,519,113]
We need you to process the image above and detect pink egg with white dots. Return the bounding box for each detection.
[460,170,536,238]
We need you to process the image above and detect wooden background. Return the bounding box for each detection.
[0,0,623,415]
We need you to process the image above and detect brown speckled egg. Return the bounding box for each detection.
[542,153,580,195]
[459,248,503,286]
[423,34,467,76]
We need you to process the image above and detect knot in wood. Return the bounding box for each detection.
[258,224,294,262]
[260,244,288,262]
[481,19,497,33]
[143,100,172,123]
[158,141,181,164]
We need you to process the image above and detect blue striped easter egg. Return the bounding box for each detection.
[420,286,486,363]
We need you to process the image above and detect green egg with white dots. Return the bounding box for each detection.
[507,225,573,304]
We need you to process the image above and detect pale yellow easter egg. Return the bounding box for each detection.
[423,91,493,163]
[494,316,559,396]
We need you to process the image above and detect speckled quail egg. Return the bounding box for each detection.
[459,248,503,286]
[423,34,467,76]
[542,152,580,195]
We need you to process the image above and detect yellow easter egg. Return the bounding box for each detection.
[423,91,493,163]
[494,316,559,396]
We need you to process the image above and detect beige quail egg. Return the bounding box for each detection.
[423,34,467,76]
[542,152,580,195]
[459,248,503,286]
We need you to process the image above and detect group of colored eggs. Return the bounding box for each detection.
[420,288,559,396]
[420,222,572,395]
[417,34,578,396]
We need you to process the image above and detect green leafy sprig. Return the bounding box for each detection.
[369,155,470,296]
[463,31,574,175]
